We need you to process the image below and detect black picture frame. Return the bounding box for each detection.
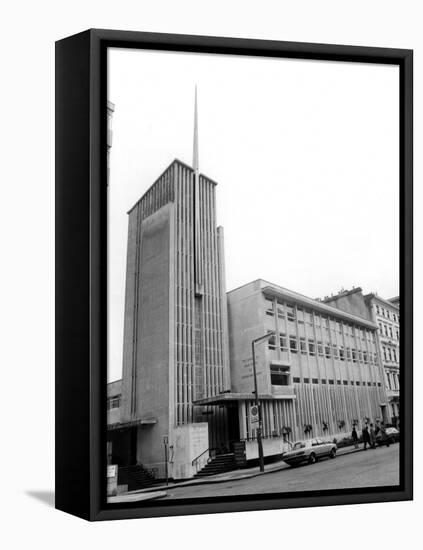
[55,29,413,521]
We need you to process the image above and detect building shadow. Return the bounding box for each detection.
[26,490,55,508]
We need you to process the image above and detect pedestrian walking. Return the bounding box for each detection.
[369,423,376,449]
[352,426,359,449]
[379,424,389,447]
[362,425,370,450]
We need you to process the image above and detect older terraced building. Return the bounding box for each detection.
[367,294,400,426]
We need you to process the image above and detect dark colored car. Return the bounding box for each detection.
[376,427,400,447]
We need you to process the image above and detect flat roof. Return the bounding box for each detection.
[228,279,376,329]
[107,417,157,431]
[107,379,122,397]
[262,283,377,329]
[127,158,218,215]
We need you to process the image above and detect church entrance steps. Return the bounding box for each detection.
[194,453,237,477]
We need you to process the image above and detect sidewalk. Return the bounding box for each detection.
[126,443,365,496]
[108,490,167,503]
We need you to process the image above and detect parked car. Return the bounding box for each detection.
[282,438,337,466]
[376,427,400,447]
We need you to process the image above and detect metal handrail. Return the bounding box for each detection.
[192,447,211,467]
[192,447,218,471]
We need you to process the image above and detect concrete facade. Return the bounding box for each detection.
[321,287,371,320]
[107,379,121,427]
[108,277,396,470]
[121,202,176,473]
[172,423,210,479]
[324,289,400,427]
[224,280,389,447]
[117,158,230,478]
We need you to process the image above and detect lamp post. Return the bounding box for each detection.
[251,331,276,473]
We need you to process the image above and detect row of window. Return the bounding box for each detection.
[265,298,374,341]
[268,332,378,364]
[378,322,399,340]
[107,396,120,410]
[386,371,400,391]
[376,304,399,322]
[292,377,381,387]
[383,346,399,363]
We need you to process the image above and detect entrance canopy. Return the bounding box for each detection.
[107,417,157,431]
[193,391,296,407]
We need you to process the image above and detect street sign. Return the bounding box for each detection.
[250,405,259,424]
[107,464,117,478]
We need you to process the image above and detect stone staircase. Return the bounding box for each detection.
[117,465,157,491]
[194,453,236,478]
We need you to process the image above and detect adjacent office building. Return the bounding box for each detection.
[323,288,400,427]
[193,280,389,461]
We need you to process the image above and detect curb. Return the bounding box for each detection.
[108,490,167,503]
[127,445,370,496]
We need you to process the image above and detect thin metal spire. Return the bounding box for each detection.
[193,85,203,295]
[193,85,199,172]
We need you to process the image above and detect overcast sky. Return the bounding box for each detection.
[107,48,399,382]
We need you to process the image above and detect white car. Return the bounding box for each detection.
[282,438,337,466]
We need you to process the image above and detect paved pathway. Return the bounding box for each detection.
[125,443,385,497]
[163,444,399,499]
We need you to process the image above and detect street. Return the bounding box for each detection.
[163,444,400,500]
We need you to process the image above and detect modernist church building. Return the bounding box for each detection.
[107,99,394,485]
[108,96,232,480]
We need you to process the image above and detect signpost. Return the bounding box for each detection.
[163,435,169,486]
[107,464,117,478]
[251,331,276,473]
[250,404,259,425]
[106,464,118,497]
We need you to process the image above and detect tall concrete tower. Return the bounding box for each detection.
[120,91,230,478]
